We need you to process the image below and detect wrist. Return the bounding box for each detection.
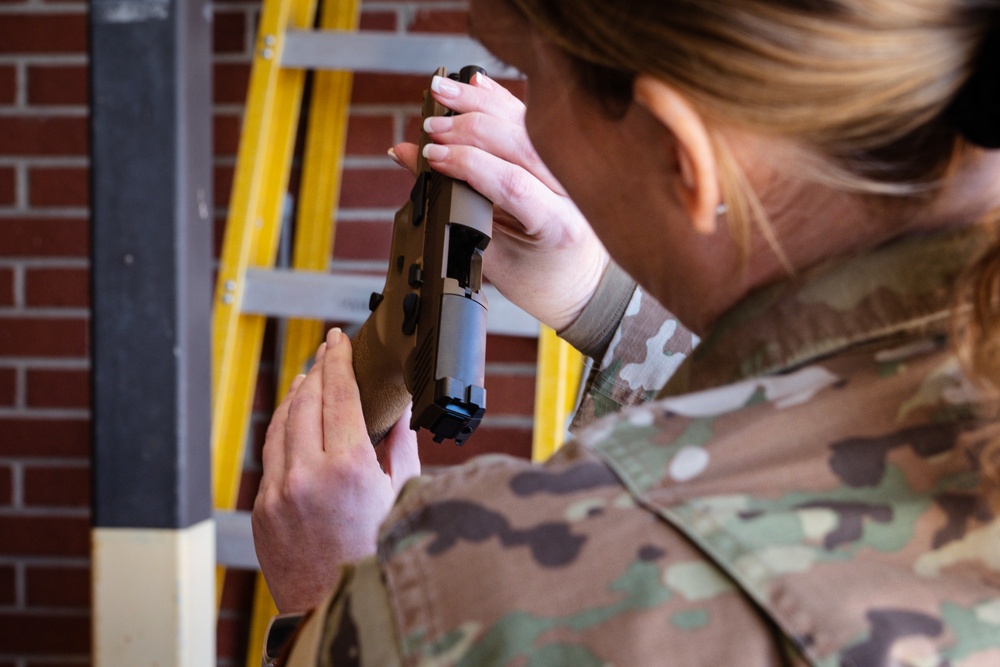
[558,260,637,359]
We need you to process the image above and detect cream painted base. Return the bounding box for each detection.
[92,519,216,667]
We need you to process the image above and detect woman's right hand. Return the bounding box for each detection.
[390,72,609,332]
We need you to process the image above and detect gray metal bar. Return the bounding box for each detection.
[241,268,540,337]
[215,510,258,570]
[281,30,521,78]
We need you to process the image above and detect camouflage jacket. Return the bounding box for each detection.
[286,226,1000,667]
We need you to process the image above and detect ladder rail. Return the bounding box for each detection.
[209,1,582,663]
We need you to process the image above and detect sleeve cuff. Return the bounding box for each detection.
[557,260,637,360]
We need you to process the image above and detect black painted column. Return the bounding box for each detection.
[89,0,214,662]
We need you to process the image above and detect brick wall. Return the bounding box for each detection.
[0,1,538,665]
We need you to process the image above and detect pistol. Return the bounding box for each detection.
[351,65,493,446]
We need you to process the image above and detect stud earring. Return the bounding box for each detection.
[716,203,728,216]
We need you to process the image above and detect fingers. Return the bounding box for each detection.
[430,73,525,124]
[423,112,562,195]
[259,372,306,490]
[320,327,373,456]
[422,142,580,243]
[383,404,420,494]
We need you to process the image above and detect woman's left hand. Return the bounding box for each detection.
[251,328,420,614]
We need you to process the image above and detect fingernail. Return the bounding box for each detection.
[328,327,342,345]
[423,116,453,133]
[387,147,404,167]
[431,75,460,98]
[472,72,493,90]
[315,342,328,361]
[422,143,449,161]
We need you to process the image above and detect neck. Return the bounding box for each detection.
[681,148,1000,336]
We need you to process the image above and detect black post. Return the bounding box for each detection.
[89,0,214,662]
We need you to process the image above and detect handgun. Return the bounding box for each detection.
[351,65,493,446]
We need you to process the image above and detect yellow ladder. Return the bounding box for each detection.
[210,0,359,658]
[208,0,586,663]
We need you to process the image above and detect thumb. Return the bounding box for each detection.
[389,143,419,176]
[321,327,371,452]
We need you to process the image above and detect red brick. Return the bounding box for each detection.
[0,317,87,357]
[214,164,235,208]
[345,114,395,156]
[0,267,13,306]
[0,516,89,557]
[332,220,392,261]
[217,614,250,664]
[0,612,89,653]
[214,113,242,155]
[25,565,90,608]
[213,62,250,104]
[0,465,11,505]
[0,418,90,457]
[485,373,536,416]
[0,565,14,604]
[408,9,468,34]
[486,334,539,364]
[0,367,14,407]
[213,10,247,54]
[26,65,88,106]
[0,217,89,257]
[24,465,89,507]
[0,166,14,206]
[29,166,89,207]
[24,266,89,307]
[36,346,82,397]
[220,569,256,612]
[0,64,15,104]
[418,424,532,467]
[237,468,262,511]
[359,11,397,32]
[0,116,88,156]
[26,368,89,409]
[0,15,87,54]
[339,167,412,208]
[351,73,427,106]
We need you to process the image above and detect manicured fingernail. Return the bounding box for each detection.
[328,327,342,345]
[315,342,327,361]
[431,75,460,98]
[423,116,453,133]
[472,72,493,90]
[289,373,306,393]
[422,143,449,161]
[387,147,404,167]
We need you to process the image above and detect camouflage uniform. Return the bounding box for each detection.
[286,226,1000,666]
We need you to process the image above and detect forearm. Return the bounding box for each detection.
[562,263,698,428]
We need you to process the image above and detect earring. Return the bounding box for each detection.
[716,203,728,216]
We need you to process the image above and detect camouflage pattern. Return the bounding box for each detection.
[298,226,1000,667]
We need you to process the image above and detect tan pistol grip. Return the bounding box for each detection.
[352,318,412,445]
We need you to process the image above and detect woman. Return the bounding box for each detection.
[252,0,1000,664]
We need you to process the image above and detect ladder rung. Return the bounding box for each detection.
[215,510,258,570]
[241,268,540,337]
[281,30,521,77]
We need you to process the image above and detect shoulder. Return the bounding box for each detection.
[374,445,788,666]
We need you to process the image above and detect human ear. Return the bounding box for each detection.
[632,75,721,235]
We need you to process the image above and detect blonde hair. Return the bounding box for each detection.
[506,0,1000,495]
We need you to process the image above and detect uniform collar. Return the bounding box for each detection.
[659,226,988,397]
